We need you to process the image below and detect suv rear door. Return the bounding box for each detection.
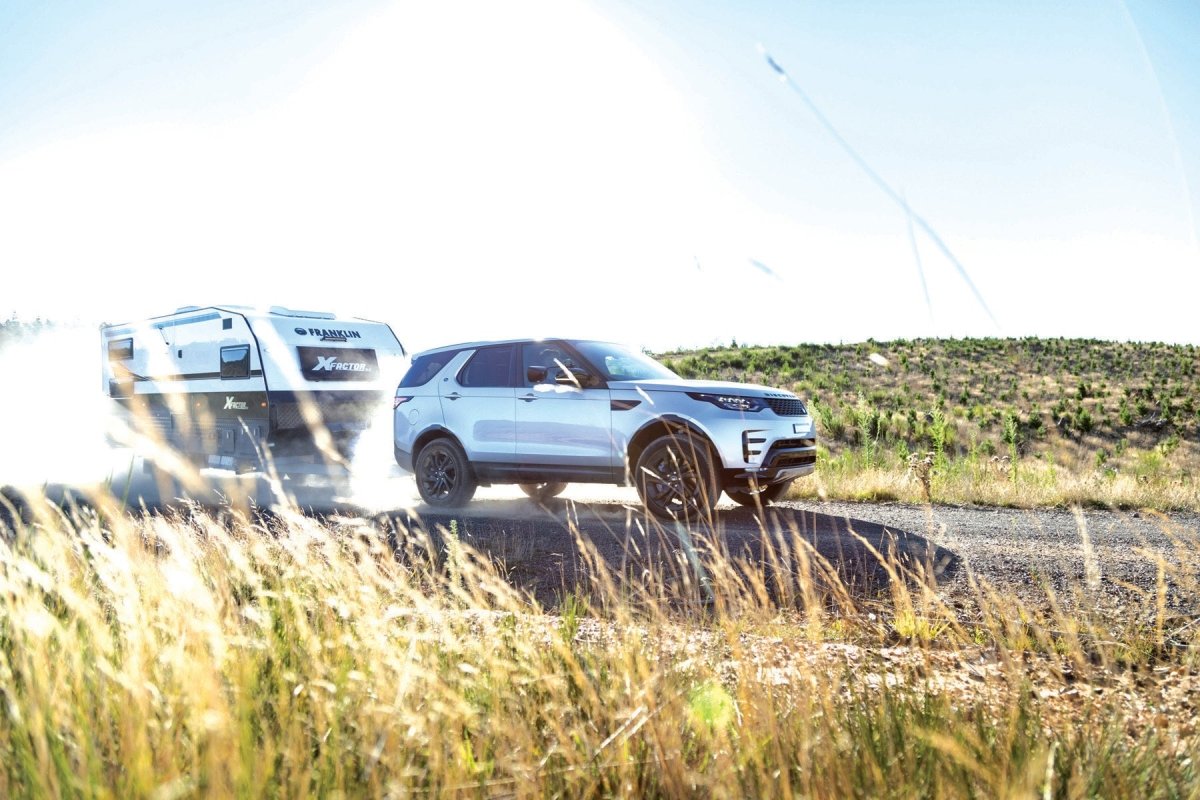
[442,344,518,464]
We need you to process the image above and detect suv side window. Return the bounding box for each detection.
[523,342,565,385]
[400,351,460,387]
[522,342,590,386]
[459,344,515,387]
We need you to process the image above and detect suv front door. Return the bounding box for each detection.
[514,341,614,471]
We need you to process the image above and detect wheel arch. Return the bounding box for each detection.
[412,425,467,462]
[624,415,716,482]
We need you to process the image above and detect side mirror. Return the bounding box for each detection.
[527,365,548,383]
[556,367,596,388]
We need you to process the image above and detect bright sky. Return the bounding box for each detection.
[2,0,1197,353]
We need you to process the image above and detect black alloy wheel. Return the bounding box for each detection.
[635,433,719,521]
[415,439,477,507]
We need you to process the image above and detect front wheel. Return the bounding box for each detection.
[725,479,793,507]
[519,482,568,502]
[635,433,720,521]
[414,439,477,508]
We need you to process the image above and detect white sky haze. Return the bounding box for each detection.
[1,0,1198,352]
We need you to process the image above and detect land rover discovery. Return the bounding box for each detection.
[393,338,816,519]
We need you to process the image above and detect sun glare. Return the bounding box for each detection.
[0,0,760,349]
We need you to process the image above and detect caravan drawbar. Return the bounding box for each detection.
[100,305,406,471]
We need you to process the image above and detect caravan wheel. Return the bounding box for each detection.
[519,482,567,501]
[725,480,793,507]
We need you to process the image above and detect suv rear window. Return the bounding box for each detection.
[459,345,515,387]
[400,350,461,387]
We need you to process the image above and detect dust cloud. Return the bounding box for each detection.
[0,326,419,514]
[0,326,127,489]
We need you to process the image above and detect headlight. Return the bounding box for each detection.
[687,392,766,412]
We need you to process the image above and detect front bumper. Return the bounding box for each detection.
[728,436,817,483]
[700,413,818,485]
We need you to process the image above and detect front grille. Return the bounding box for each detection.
[772,438,816,449]
[764,438,817,469]
[766,397,807,416]
[773,450,817,468]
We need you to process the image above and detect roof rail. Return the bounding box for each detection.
[269,305,336,320]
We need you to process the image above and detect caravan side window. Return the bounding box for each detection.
[107,338,133,361]
[220,345,251,379]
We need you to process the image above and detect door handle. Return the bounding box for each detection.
[520,394,538,402]
[445,392,461,401]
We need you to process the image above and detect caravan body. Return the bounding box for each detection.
[101,305,406,470]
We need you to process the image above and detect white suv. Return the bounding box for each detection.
[393,339,816,519]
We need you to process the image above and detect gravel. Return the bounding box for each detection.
[782,499,1200,611]
[11,470,1199,616]
[392,488,1200,614]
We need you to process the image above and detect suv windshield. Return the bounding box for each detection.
[572,341,678,382]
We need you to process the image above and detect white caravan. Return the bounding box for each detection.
[100,305,406,471]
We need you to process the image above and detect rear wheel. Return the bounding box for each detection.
[519,482,568,501]
[635,433,720,521]
[414,439,477,508]
[725,479,793,507]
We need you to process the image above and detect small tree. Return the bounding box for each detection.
[1002,410,1020,482]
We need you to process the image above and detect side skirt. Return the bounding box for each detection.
[470,463,623,485]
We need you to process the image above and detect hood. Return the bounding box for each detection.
[607,378,794,397]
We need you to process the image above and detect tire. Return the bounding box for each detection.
[725,479,793,508]
[519,482,568,501]
[414,438,477,508]
[634,433,720,521]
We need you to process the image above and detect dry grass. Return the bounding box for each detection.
[2,485,1199,798]
[795,458,1200,510]
[2,329,1198,795]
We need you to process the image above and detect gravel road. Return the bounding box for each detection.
[787,499,1200,595]
[390,485,1200,613]
[9,468,1200,614]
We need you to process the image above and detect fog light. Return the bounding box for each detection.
[742,430,766,461]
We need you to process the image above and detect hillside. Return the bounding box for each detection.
[0,316,55,345]
[659,338,1200,508]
